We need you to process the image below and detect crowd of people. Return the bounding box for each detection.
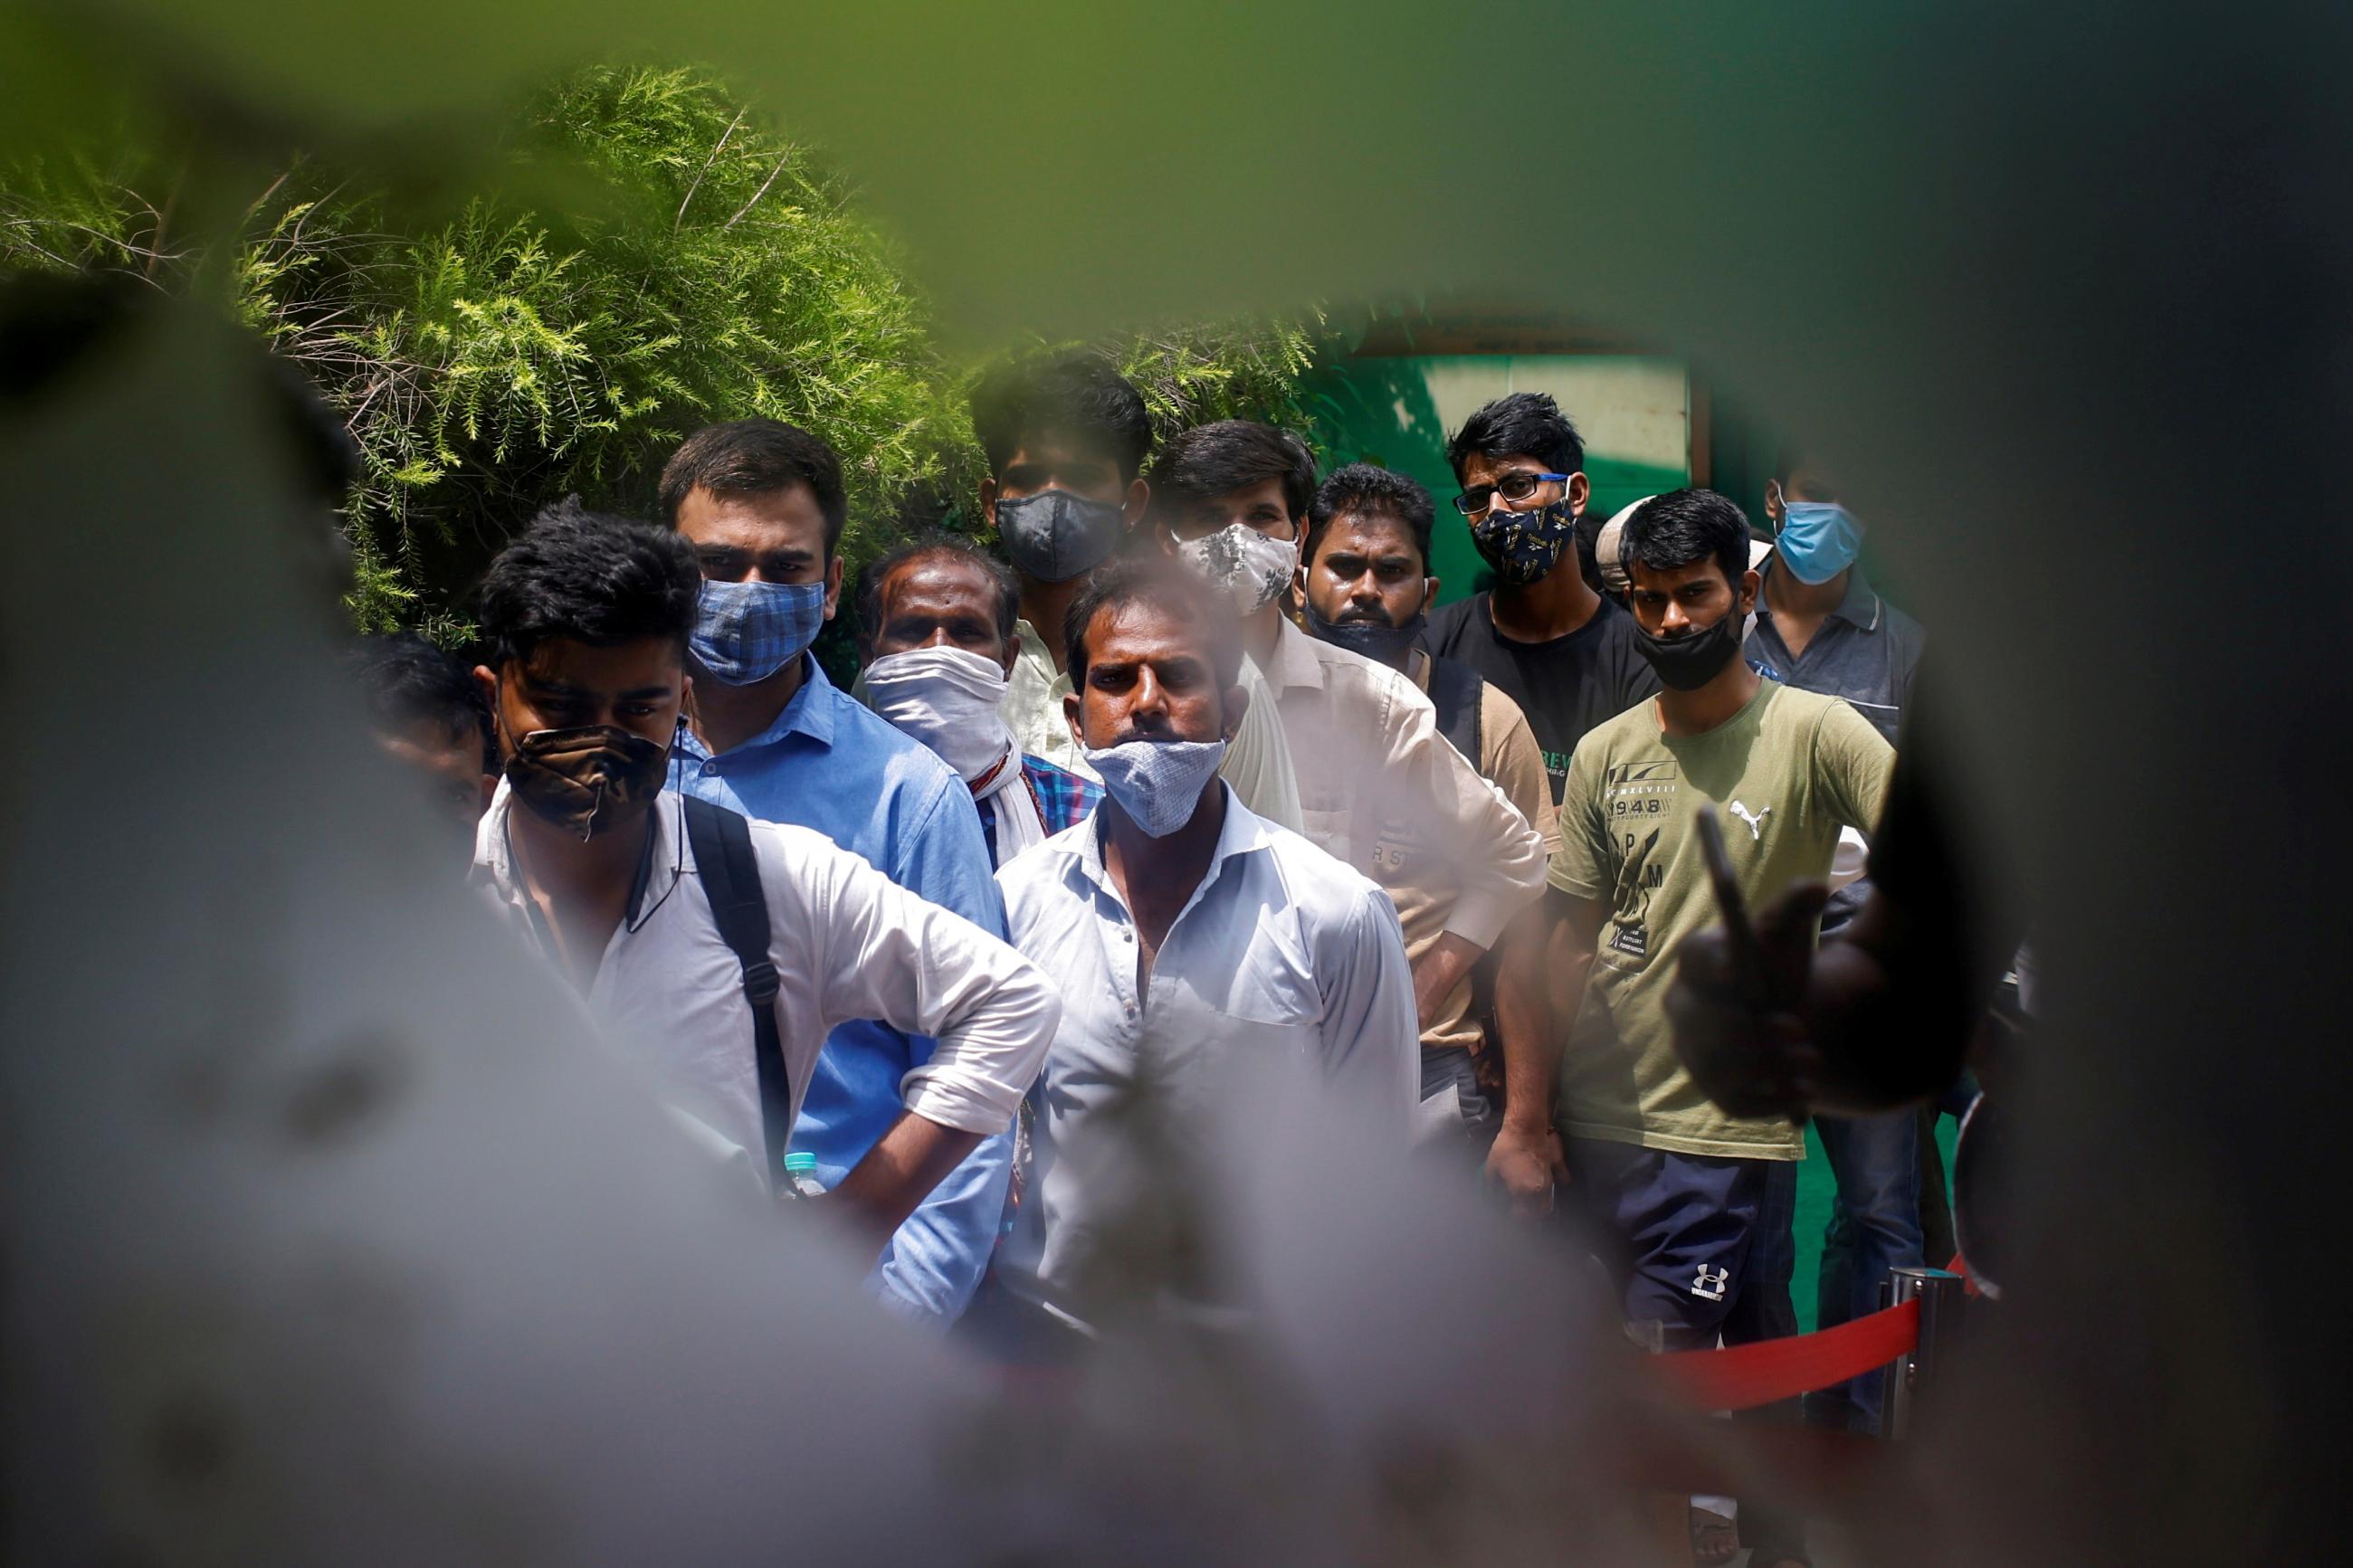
[351,350,1958,1568]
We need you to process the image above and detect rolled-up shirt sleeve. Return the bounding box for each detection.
[1383,683,1548,949]
[795,840,1062,1136]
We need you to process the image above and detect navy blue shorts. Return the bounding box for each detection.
[1563,1137,1798,1350]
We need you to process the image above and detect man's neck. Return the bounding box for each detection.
[1655,659,1762,738]
[506,803,651,984]
[1764,560,1849,621]
[1101,783,1227,951]
[1018,577,1089,675]
[1242,604,1283,670]
[691,652,806,755]
[1489,563,1604,644]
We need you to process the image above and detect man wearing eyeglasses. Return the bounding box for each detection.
[1422,393,1660,808]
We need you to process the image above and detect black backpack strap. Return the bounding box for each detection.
[681,796,790,1193]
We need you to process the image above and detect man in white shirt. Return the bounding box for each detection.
[467,499,1060,1237]
[991,560,1417,1334]
[1146,422,1550,1123]
[969,349,1305,832]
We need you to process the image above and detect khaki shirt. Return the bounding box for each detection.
[1261,620,1548,1052]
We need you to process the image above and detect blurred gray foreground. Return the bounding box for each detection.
[0,309,1686,1563]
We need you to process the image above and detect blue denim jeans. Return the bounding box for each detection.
[1812,1108,1926,1432]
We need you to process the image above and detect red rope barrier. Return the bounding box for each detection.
[1649,1297,1920,1411]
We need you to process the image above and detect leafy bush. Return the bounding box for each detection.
[1,65,1323,640]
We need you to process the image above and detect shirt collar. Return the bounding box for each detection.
[1066,780,1275,906]
[472,778,686,925]
[1758,555,1884,632]
[1258,615,1327,694]
[1014,618,1072,698]
[672,652,834,762]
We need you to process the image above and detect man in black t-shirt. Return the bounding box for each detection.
[1420,392,1659,803]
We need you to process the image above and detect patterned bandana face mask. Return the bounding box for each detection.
[1176,523,1299,616]
[502,722,672,841]
[1081,737,1228,838]
[1469,499,1578,586]
[994,489,1129,584]
[691,577,825,685]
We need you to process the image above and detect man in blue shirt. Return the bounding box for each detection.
[1748,445,1932,1439]
[657,417,1013,1326]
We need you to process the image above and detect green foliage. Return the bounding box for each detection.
[1,65,1326,639]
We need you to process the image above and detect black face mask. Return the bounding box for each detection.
[1632,602,1747,691]
[993,489,1128,584]
[1301,598,1427,667]
[504,722,671,841]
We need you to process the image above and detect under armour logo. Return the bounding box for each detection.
[1691,1264,1729,1302]
[1728,801,1772,841]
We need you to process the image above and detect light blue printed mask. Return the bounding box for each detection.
[1081,737,1228,838]
[691,577,825,685]
[1775,500,1864,585]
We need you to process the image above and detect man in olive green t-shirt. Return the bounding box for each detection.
[1491,489,1894,1353]
[1499,489,1892,1568]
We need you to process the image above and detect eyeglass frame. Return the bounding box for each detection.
[1452,470,1576,517]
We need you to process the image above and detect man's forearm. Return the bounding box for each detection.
[1491,904,1553,1123]
[829,1111,986,1242]
[1410,931,1486,1031]
[1513,902,1597,1129]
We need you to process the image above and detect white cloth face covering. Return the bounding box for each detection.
[862,645,1016,783]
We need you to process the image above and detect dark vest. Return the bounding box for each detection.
[1423,651,1484,768]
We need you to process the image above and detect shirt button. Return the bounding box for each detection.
[701,761,719,776]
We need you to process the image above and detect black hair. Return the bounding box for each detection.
[1617,487,1753,593]
[658,418,849,557]
[1304,462,1435,567]
[1443,391,1586,484]
[854,531,1021,654]
[476,496,702,669]
[1768,440,1815,485]
[1147,419,1317,526]
[969,349,1152,483]
[346,632,495,773]
[1572,507,1608,597]
[1062,556,1243,691]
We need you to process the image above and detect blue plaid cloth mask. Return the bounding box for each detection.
[691,577,826,685]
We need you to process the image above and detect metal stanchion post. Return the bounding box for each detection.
[1880,1266,1963,1440]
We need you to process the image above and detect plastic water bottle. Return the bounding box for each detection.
[782,1151,826,1200]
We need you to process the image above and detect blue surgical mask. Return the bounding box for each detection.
[691,577,826,685]
[1081,737,1228,837]
[1775,500,1863,585]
